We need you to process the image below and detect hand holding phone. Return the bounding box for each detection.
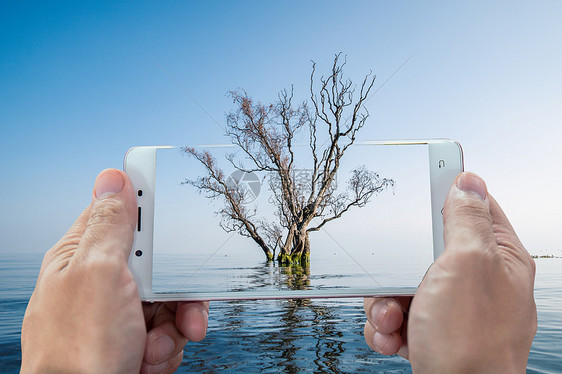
[21,169,209,373]
[363,172,537,373]
[124,139,463,302]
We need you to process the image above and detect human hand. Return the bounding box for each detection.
[21,169,209,374]
[364,172,537,373]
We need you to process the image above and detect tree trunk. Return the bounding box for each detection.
[292,231,311,265]
[251,233,274,261]
[277,228,310,265]
[302,234,310,263]
[277,227,295,264]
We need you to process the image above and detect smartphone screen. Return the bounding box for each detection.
[152,144,433,296]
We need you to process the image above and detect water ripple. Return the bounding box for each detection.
[0,254,561,373]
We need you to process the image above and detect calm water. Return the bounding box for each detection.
[1,253,561,373]
[151,251,431,298]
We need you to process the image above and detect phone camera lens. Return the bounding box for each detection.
[137,190,143,197]
[135,250,143,257]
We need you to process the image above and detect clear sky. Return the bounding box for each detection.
[1,1,561,255]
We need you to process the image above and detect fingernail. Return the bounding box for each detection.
[153,335,175,359]
[94,169,125,198]
[456,172,487,200]
[371,301,389,330]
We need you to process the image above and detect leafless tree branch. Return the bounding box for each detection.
[183,55,392,262]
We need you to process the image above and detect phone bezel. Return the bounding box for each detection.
[124,139,464,302]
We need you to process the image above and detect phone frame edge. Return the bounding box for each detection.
[124,140,464,302]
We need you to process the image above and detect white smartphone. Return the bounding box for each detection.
[124,139,463,302]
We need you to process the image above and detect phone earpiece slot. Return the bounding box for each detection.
[137,207,142,232]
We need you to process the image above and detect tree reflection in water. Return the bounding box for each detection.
[182,263,411,373]
[226,261,312,292]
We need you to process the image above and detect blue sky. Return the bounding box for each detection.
[1,1,561,254]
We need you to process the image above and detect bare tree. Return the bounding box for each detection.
[184,54,394,264]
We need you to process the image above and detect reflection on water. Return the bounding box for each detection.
[283,264,311,291]
[152,252,427,295]
[1,254,561,373]
[221,262,312,292]
[183,297,411,373]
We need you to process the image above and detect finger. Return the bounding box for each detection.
[364,321,403,356]
[363,297,407,334]
[40,205,92,275]
[176,301,209,342]
[488,195,535,274]
[141,344,184,374]
[397,342,409,360]
[74,169,137,265]
[144,320,188,366]
[443,172,496,257]
[143,303,194,369]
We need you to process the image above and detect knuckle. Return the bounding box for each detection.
[445,198,492,226]
[459,245,495,262]
[441,244,498,271]
[444,221,494,251]
[50,234,81,259]
[493,224,537,274]
[65,254,137,305]
[75,254,124,283]
[529,256,537,277]
[88,197,129,227]
[41,234,82,275]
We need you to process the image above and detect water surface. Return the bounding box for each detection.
[1,253,560,373]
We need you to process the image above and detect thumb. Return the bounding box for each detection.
[442,172,496,257]
[75,169,137,264]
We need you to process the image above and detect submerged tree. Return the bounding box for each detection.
[184,54,394,264]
